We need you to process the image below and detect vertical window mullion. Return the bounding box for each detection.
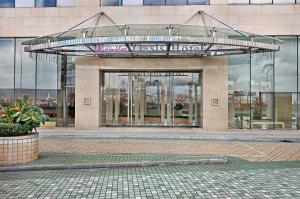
[296,36,299,129]
[249,50,252,129]
[13,38,16,101]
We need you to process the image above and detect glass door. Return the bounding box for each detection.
[101,72,202,127]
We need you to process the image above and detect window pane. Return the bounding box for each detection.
[251,93,274,129]
[274,93,297,130]
[35,0,56,7]
[229,0,249,4]
[15,39,36,104]
[188,0,209,4]
[36,54,58,120]
[251,52,274,130]
[0,0,14,7]
[228,54,251,129]
[123,0,143,5]
[144,0,165,5]
[166,0,187,5]
[273,0,295,4]
[0,39,15,107]
[57,0,74,6]
[275,37,297,92]
[251,52,274,93]
[101,0,122,6]
[15,0,34,7]
[250,0,272,4]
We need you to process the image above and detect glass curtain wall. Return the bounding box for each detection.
[228,54,251,129]
[274,37,298,130]
[229,36,299,130]
[15,38,36,104]
[0,38,75,126]
[0,39,15,107]
[101,72,202,127]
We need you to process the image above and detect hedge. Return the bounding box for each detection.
[0,123,31,137]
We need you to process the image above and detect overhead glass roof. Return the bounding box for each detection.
[22,11,282,57]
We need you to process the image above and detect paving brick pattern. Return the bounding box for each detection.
[40,138,300,162]
[23,153,222,167]
[0,158,299,198]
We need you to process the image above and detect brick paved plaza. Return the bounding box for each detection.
[1,129,300,198]
[40,138,300,162]
[1,157,299,198]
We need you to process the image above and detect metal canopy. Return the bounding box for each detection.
[23,11,282,57]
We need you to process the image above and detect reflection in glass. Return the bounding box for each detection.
[188,0,209,4]
[250,0,271,3]
[36,54,58,120]
[275,37,297,92]
[0,0,14,7]
[273,0,295,4]
[15,38,36,104]
[228,54,250,129]
[101,72,202,127]
[251,52,274,129]
[274,93,297,130]
[250,92,274,129]
[101,0,122,6]
[15,0,35,7]
[166,0,187,5]
[35,0,56,7]
[0,39,15,107]
[144,0,165,5]
[229,0,249,4]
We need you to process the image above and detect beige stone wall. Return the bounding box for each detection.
[75,65,100,129]
[0,133,38,165]
[76,56,227,130]
[0,0,300,37]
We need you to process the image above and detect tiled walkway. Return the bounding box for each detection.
[40,138,300,162]
[1,158,299,198]
[39,127,300,142]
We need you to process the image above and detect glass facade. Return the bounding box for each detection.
[101,72,202,127]
[0,38,75,126]
[0,0,14,7]
[228,36,300,130]
[101,0,209,6]
[230,0,300,4]
[0,0,74,7]
[2,36,300,129]
[35,0,56,7]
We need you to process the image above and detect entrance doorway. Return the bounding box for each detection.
[101,72,202,127]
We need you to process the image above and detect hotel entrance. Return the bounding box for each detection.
[101,72,202,127]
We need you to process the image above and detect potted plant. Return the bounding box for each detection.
[0,96,49,166]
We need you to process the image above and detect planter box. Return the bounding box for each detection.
[0,133,38,166]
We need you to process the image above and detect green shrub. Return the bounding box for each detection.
[0,123,31,137]
[0,96,49,132]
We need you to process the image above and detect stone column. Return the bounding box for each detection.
[202,57,228,131]
[75,65,100,129]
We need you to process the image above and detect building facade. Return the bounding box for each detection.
[1,0,300,130]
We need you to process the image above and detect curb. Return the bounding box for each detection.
[0,157,228,172]
[40,134,300,143]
